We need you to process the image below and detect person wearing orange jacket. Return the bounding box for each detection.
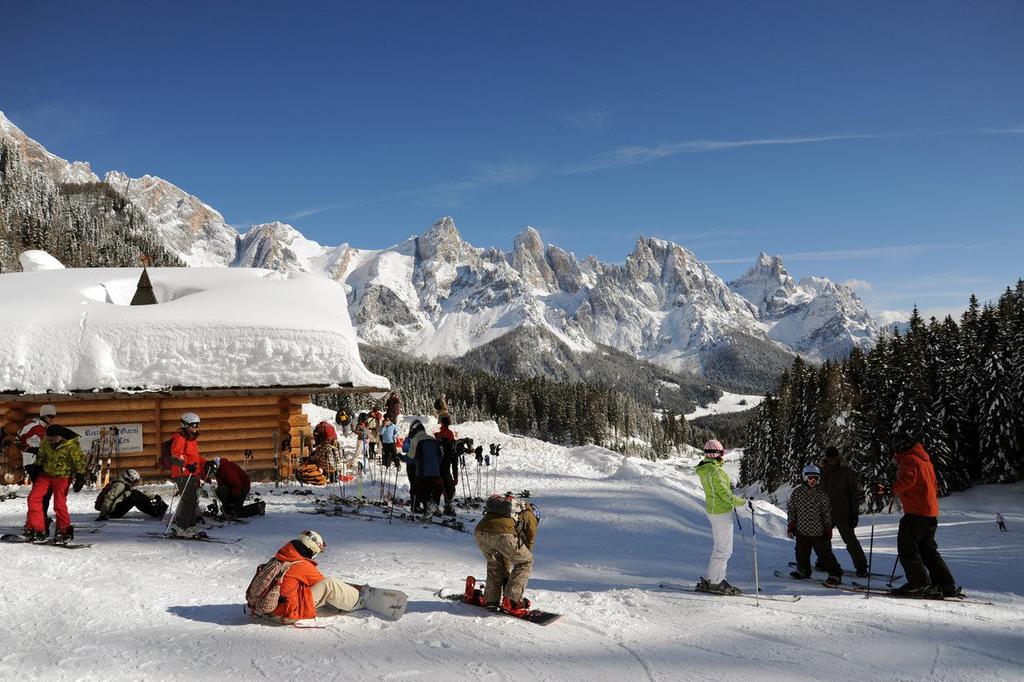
[881,441,961,598]
[268,530,363,623]
[169,411,206,538]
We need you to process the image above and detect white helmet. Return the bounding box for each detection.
[39,404,57,418]
[181,412,200,427]
[296,530,326,556]
[121,469,142,486]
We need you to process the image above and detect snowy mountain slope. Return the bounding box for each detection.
[0,111,98,184]
[729,253,879,360]
[1,418,1021,681]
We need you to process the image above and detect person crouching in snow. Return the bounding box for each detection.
[95,469,168,520]
[474,493,539,614]
[24,425,86,543]
[265,530,366,623]
[695,439,746,595]
[787,465,844,586]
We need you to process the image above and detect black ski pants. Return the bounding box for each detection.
[795,534,843,578]
[830,522,868,572]
[108,490,166,518]
[898,513,955,589]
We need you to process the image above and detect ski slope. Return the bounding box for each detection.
[1,419,1022,681]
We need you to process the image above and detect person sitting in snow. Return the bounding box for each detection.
[169,412,206,538]
[263,530,367,623]
[95,469,168,520]
[877,440,962,598]
[23,424,86,543]
[473,493,539,615]
[787,465,844,586]
[695,439,746,595]
[205,457,265,519]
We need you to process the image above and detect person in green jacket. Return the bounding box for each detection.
[24,425,86,543]
[695,439,746,595]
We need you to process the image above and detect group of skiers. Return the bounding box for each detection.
[13,405,263,543]
[697,438,964,599]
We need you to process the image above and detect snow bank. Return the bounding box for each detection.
[0,263,388,394]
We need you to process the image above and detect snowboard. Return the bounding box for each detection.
[658,582,801,603]
[1,533,92,549]
[359,585,409,620]
[440,578,561,625]
[787,561,901,581]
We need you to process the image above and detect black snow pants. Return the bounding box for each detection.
[796,534,843,578]
[831,522,868,572]
[897,513,955,590]
[109,490,167,518]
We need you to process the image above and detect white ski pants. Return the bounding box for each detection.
[706,511,734,583]
[311,577,361,612]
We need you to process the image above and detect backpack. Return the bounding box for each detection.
[485,493,529,521]
[94,482,114,511]
[159,438,174,471]
[245,559,295,615]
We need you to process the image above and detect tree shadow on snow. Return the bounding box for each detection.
[167,603,252,626]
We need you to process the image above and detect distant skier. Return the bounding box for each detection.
[878,441,962,598]
[19,404,57,531]
[474,493,538,615]
[384,391,402,424]
[260,530,366,623]
[787,465,844,586]
[205,457,265,519]
[996,513,1007,532]
[695,439,746,595]
[820,446,868,577]
[169,412,206,538]
[23,425,85,543]
[402,421,426,512]
[368,406,384,460]
[95,469,168,520]
[379,415,398,468]
[434,415,458,516]
[334,408,351,437]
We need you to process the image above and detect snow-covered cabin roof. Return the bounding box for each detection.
[0,263,389,396]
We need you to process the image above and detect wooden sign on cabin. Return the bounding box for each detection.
[0,260,390,481]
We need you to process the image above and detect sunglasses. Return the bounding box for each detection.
[186,423,200,428]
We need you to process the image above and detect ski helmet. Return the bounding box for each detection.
[121,469,142,486]
[703,439,725,456]
[296,530,326,556]
[39,404,57,418]
[181,412,200,428]
[802,464,821,481]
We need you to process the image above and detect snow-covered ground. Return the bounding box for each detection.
[686,391,765,420]
[2,420,1022,681]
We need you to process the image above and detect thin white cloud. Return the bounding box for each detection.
[843,279,873,292]
[876,310,911,326]
[559,109,611,131]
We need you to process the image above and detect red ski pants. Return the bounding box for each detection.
[27,474,71,532]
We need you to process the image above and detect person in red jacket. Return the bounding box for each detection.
[169,411,206,538]
[268,530,363,623]
[205,457,265,519]
[882,441,961,598]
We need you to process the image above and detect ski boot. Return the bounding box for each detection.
[789,569,811,580]
[939,584,964,598]
[891,582,939,598]
[257,500,266,516]
[823,575,842,587]
[53,526,74,545]
[443,504,455,517]
[855,568,870,579]
[701,579,741,595]
[22,527,46,542]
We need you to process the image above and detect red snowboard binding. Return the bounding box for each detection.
[463,576,487,607]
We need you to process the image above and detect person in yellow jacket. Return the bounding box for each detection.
[24,425,86,543]
[695,439,746,595]
[474,494,538,614]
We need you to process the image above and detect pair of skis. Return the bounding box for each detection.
[773,570,993,605]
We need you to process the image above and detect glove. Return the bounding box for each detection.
[786,522,795,539]
[73,473,86,493]
[849,515,859,529]
[186,463,197,474]
[875,483,888,497]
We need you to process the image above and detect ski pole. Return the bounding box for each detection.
[887,555,900,588]
[865,509,876,599]
[749,500,760,608]
[164,473,193,536]
[734,507,756,596]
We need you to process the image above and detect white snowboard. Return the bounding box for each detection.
[358,585,408,620]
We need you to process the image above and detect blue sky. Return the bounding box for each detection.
[2,1,1021,320]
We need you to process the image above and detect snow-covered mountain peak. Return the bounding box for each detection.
[0,111,99,184]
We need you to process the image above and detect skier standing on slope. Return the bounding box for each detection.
[474,493,538,614]
[878,441,962,597]
[95,469,168,520]
[695,439,746,595]
[19,404,58,532]
[996,513,1007,532]
[401,421,444,522]
[262,530,367,623]
[787,465,844,586]
[434,415,458,517]
[402,420,428,512]
[379,415,398,469]
[205,457,265,519]
[169,412,206,538]
[820,446,869,577]
[23,425,86,543]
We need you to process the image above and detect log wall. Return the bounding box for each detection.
[0,393,315,483]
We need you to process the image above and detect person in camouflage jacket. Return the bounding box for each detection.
[787,465,843,584]
[24,425,86,542]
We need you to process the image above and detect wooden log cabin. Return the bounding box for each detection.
[0,260,389,483]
